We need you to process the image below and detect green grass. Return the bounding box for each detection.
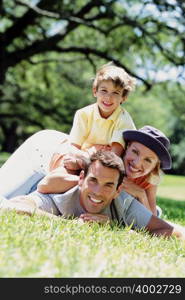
[0,172,185,278]
[0,212,185,278]
[157,174,185,201]
[157,174,185,224]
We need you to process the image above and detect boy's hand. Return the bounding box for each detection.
[79,213,110,224]
[93,144,112,151]
[86,144,111,156]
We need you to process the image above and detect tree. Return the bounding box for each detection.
[1,0,185,86]
[161,81,185,175]
[0,0,185,153]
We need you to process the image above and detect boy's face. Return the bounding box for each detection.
[93,80,125,118]
[79,160,122,214]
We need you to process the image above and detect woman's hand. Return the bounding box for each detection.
[122,178,150,210]
[79,213,110,224]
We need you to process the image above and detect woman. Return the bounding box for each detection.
[121,126,171,216]
[0,126,171,216]
[36,126,171,216]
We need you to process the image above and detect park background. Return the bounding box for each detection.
[0,0,185,278]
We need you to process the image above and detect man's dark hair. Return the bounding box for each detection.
[83,150,125,188]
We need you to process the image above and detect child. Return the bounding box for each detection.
[49,62,136,173]
[0,62,136,198]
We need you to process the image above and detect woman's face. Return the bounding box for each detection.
[123,142,159,179]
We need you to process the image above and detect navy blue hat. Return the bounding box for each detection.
[123,126,172,170]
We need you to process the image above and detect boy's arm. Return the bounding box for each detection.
[69,109,88,148]
[49,144,89,172]
[49,107,90,172]
[110,111,136,155]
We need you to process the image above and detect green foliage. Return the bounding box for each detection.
[124,85,172,135]
[159,82,185,175]
[0,0,185,175]
[0,56,94,151]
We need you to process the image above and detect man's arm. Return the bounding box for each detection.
[146,215,185,240]
[118,193,185,241]
[0,196,60,219]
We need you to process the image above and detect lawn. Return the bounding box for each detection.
[158,174,185,201]
[157,174,185,224]
[0,174,185,278]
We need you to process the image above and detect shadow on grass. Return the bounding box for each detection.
[157,196,185,223]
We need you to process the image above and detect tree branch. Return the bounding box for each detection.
[55,46,152,89]
[15,0,60,18]
[4,0,58,46]
[28,57,85,65]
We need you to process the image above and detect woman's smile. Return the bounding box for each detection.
[124,142,158,178]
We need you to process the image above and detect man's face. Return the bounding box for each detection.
[79,160,121,214]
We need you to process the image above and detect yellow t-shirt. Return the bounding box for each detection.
[69,103,136,150]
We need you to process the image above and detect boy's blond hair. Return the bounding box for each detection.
[93,62,136,97]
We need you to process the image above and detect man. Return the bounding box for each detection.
[1,150,185,240]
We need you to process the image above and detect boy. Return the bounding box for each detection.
[49,62,136,173]
[0,62,136,197]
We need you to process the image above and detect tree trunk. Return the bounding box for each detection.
[1,121,19,153]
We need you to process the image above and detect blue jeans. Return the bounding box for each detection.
[0,130,68,199]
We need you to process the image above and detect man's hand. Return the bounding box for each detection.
[79,213,110,224]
